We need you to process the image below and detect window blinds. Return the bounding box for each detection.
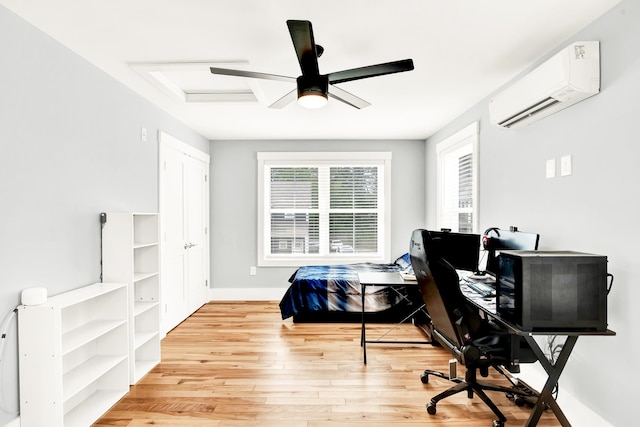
[328,167,378,253]
[269,168,319,254]
[267,164,381,256]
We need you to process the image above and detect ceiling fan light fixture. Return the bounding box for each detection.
[298,92,328,109]
[297,75,328,108]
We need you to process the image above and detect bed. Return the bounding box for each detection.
[279,254,426,323]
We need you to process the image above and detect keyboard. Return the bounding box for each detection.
[463,278,496,297]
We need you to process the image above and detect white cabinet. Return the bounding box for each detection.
[102,212,161,384]
[18,282,130,427]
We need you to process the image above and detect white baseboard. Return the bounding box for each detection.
[2,416,19,427]
[208,287,286,301]
[514,365,612,427]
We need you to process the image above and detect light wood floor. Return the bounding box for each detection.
[95,301,561,426]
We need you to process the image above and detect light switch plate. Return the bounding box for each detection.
[546,158,556,179]
[561,155,572,176]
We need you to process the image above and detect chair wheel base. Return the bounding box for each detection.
[420,373,429,384]
[492,421,504,427]
[426,401,437,415]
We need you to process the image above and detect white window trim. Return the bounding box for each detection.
[257,152,392,267]
[436,122,479,233]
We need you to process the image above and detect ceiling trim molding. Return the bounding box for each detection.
[130,61,266,103]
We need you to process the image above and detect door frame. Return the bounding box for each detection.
[158,131,210,336]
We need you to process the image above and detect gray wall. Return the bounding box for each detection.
[425,2,638,424]
[210,139,426,291]
[0,6,208,425]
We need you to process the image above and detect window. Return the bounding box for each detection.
[258,152,391,266]
[436,122,479,233]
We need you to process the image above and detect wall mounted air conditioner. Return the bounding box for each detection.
[489,41,600,129]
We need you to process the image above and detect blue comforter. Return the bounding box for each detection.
[279,255,412,320]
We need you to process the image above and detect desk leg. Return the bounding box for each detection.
[522,335,578,427]
[361,283,367,364]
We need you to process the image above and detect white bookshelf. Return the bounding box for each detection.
[102,212,161,384]
[18,282,129,427]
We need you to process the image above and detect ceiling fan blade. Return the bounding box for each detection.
[328,85,371,109]
[286,20,320,76]
[327,59,414,84]
[269,89,298,109]
[209,67,295,83]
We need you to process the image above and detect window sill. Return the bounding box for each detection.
[259,255,388,268]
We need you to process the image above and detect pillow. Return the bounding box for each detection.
[394,253,411,270]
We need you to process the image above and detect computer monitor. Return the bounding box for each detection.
[484,228,540,275]
[428,230,481,272]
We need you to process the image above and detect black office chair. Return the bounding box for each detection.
[409,229,538,427]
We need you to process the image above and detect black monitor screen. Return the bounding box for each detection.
[428,230,480,272]
[485,228,540,275]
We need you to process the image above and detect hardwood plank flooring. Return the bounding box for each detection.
[94,301,561,426]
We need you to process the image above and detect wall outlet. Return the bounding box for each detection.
[141,127,147,142]
[249,266,257,276]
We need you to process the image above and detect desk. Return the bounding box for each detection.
[460,281,616,427]
[358,271,430,365]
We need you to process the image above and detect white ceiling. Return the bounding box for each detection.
[1,0,621,140]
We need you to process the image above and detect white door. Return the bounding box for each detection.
[159,132,210,334]
[185,155,208,314]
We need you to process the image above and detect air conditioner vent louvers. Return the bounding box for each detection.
[498,97,560,128]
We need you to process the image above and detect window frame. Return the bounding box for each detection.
[257,152,392,267]
[436,122,479,233]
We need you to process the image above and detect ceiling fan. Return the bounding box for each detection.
[209,20,414,109]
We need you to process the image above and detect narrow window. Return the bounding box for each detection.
[436,122,479,233]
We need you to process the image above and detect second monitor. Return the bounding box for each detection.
[428,230,481,272]
[484,227,540,275]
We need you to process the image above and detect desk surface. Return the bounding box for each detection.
[358,271,416,286]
